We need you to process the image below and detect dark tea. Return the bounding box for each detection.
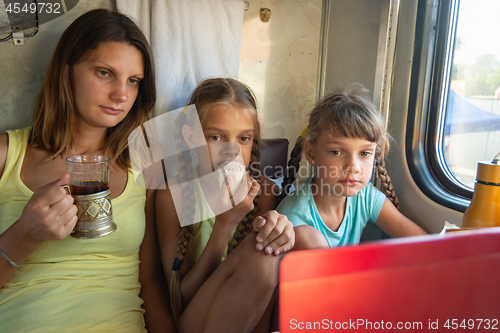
[70,180,109,195]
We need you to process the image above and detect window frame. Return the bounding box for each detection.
[406,0,471,212]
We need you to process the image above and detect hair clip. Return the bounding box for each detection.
[172,257,184,271]
[300,126,309,138]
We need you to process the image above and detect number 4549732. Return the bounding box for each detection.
[444,319,499,330]
[5,2,61,14]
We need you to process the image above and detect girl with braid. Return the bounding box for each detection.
[156,78,294,332]
[277,84,426,250]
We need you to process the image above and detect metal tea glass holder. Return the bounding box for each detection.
[65,155,117,239]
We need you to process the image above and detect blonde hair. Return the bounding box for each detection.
[280,83,399,209]
[169,78,262,325]
[29,9,156,170]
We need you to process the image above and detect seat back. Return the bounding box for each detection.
[260,138,289,179]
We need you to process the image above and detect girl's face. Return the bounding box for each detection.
[304,134,377,197]
[70,41,144,131]
[200,104,256,173]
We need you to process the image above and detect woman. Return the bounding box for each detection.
[0,9,174,332]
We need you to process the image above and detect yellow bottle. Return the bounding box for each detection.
[462,153,500,228]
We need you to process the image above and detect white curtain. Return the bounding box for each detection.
[116,0,245,116]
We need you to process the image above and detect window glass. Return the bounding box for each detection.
[445,0,500,188]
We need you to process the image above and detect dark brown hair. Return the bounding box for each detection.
[30,9,156,170]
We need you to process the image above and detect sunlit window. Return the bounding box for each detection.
[445,0,500,188]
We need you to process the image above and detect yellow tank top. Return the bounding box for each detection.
[0,128,147,333]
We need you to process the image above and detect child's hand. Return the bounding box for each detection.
[17,174,78,243]
[253,210,295,255]
[215,174,260,234]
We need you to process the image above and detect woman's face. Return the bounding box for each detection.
[70,41,144,131]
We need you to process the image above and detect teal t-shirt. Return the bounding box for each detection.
[276,176,385,247]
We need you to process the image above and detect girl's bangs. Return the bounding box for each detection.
[317,110,381,143]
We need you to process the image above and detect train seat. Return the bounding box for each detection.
[260,138,289,180]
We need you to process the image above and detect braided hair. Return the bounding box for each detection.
[169,78,262,324]
[280,83,400,208]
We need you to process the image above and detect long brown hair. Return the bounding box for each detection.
[169,78,262,325]
[29,9,156,170]
[280,83,400,209]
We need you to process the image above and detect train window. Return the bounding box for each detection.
[406,0,500,211]
[445,0,500,189]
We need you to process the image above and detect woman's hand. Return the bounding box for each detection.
[253,210,295,255]
[18,173,78,244]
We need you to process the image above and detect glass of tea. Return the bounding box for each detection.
[65,155,116,238]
